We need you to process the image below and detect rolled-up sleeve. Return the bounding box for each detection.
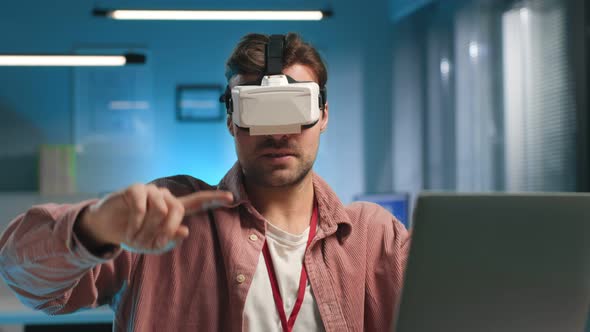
[0,200,133,315]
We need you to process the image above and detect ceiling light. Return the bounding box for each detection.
[0,53,145,67]
[93,9,331,21]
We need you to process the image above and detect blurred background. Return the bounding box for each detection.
[0,0,587,330]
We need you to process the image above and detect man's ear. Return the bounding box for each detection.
[227,116,235,137]
[320,102,329,133]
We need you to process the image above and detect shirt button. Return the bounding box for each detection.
[236,274,246,283]
[249,234,259,241]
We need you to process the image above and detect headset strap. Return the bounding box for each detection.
[222,34,327,112]
[266,35,285,75]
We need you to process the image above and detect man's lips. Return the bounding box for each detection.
[258,150,297,158]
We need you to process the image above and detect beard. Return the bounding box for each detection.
[240,136,316,188]
[245,157,313,188]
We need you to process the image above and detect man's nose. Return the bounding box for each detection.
[268,134,290,141]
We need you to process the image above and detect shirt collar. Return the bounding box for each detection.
[217,162,353,240]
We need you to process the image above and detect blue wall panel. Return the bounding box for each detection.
[0,0,396,202]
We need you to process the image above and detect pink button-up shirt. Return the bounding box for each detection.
[0,163,410,331]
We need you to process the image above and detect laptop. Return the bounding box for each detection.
[394,193,590,332]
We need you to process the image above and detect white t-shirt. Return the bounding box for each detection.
[243,221,325,331]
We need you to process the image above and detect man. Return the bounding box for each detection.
[0,33,410,331]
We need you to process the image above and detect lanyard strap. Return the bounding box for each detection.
[262,203,318,332]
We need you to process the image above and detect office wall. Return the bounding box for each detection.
[391,0,435,21]
[0,0,398,203]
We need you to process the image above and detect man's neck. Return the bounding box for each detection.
[245,173,315,235]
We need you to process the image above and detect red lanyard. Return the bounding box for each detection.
[261,203,318,332]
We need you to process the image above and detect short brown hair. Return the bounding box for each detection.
[225,33,328,88]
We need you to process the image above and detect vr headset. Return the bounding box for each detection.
[220,34,327,136]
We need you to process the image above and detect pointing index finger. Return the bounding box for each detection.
[178,190,234,214]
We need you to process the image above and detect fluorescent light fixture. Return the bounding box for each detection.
[469,41,479,59]
[440,58,451,78]
[0,53,145,66]
[93,9,331,21]
[519,8,529,22]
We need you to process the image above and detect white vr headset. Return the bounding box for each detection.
[221,35,327,136]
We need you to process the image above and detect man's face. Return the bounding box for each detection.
[227,63,329,188]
